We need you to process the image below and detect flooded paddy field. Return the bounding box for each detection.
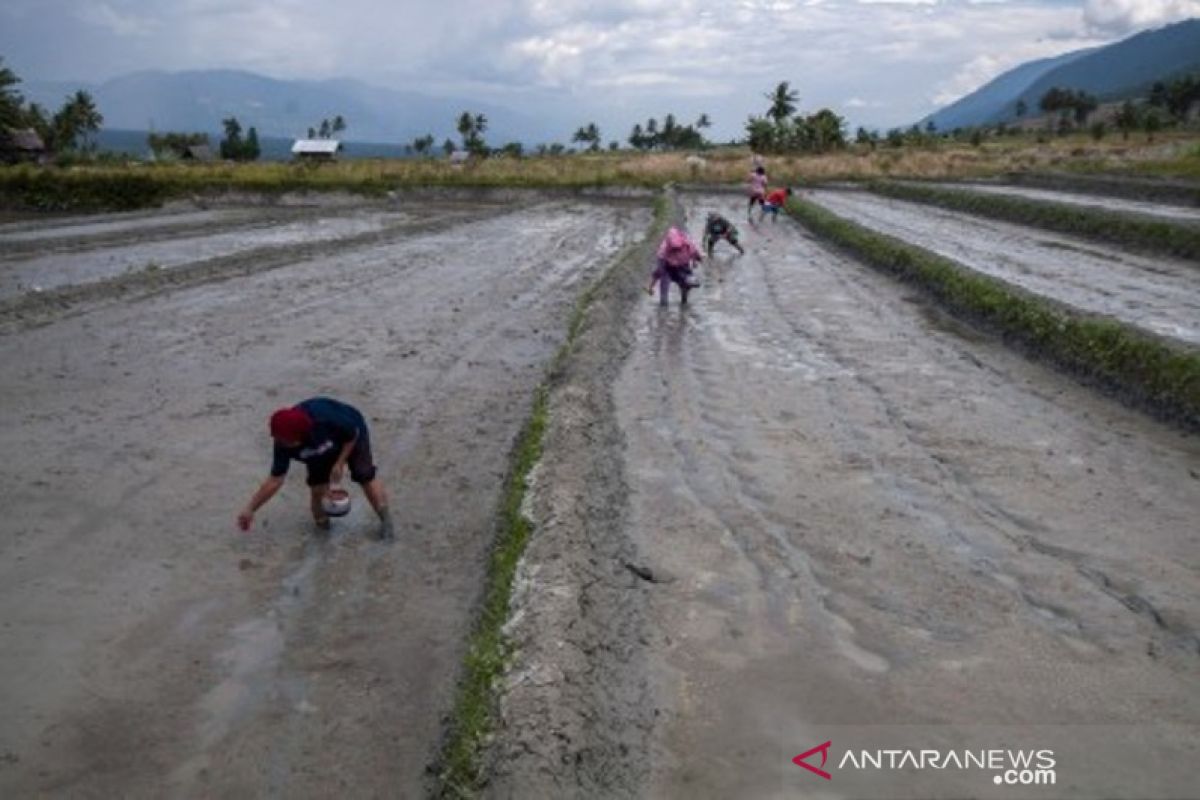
[0,192,651,797]
[494,192,1200,798]
[809,188,1200,345]
[3,183,1198,799]
[926,181,1200,224]
[0,198,520,299]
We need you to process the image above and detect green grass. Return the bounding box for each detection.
[869,181,1200,263]
[436,382,547,799]
[434,193,670,798]
[788,197,1200,430]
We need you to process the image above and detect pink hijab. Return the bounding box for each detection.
[657,227,699,267]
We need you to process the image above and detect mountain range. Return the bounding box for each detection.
[16,18,1200,148]
[22,69,559,148]
[921,18,1200,131]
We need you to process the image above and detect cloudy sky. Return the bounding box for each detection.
[2,0,1198,139]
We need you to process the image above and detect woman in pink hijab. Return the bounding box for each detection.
[647,226,704,306]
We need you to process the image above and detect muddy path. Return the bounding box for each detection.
[927,181,1200,224]
[810,188,1200,346]
[0,196,651,797]
[496,192,1200,797]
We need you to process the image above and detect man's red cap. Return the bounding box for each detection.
[270,406,312,442]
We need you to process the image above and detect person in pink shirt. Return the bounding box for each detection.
[747,165,768,217]
[647,226,703,306]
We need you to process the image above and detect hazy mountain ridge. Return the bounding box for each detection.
[21,69,555,146]
[922,18,1200,130]
[922,49,1093,131]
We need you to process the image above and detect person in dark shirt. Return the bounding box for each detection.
[702,212,745,256]
[237,397,394,540]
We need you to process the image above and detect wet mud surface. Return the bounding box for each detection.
[929,182,1200,223]
[0,195,650,797]
[810,189,1200,345]
[494,191,1199,798]
[609,194,1200,798]
[0,201,516,299]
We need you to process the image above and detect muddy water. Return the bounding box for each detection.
[0,207,253,243]
[614,194,1200,798]
[810,189,1200,346]
[928,182,1200,223]
[0,197,650,797]
[0,208,423,297]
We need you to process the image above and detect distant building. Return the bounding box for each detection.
[448,150,470,165]
[1,128,47,164]
[291,139,341,161]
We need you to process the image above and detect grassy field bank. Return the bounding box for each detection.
[434,195,670,798]
[2,132,1198,212]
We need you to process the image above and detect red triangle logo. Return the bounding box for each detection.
[793,740,833,780]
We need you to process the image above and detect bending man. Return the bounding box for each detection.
[237,397,394,540]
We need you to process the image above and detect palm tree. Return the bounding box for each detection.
[573,122,600,151]
[696,113,711,130]
[0,57,24,129]
[662,113,677,146]
[220,117,244,160]
[69,90,103,151]
[629,122,644,150]
[766,82,798,124]
[457,111,476,149]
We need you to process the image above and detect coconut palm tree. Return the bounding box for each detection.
[68,90,103,151]
[456,111,475,148]
[0,57,24,129]
[766,82,798,124]
[573,122,601,151]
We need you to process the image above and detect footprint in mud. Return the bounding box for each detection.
[822,597,890,674]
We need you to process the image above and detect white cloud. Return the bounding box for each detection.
[925,5,1108,110]
[932,54,1005,106]
[5,0,1191,137]
[76,2,157,36]
[1083,0,1200,35]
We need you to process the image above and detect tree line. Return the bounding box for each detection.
[9,51,1197,165]
[1,57,103,156]
[743,82,847,154]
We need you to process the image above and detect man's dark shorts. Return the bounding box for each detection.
[305,430,377,486]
